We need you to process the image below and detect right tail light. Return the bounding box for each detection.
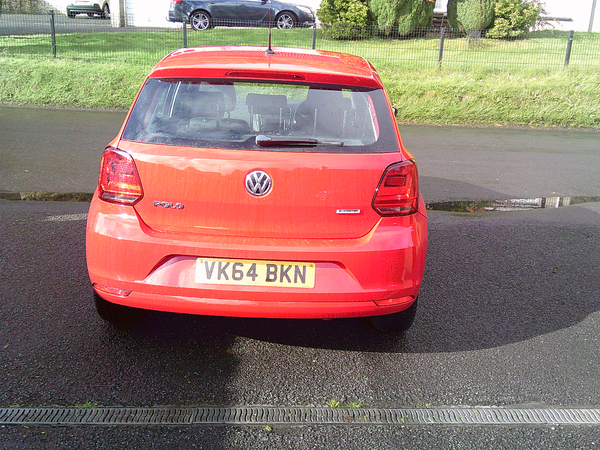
[372,160,419,216]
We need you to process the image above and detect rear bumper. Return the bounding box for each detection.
[167,10,184,23]
[86,194,427,319]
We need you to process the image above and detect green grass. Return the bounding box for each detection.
[1,28,599,127]
[382,66,600,128]
[0,57,147,109]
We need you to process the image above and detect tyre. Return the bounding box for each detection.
[370,298,418,333]
[275,12,296,29]
[94,291,146,327]
[190,10,211,31]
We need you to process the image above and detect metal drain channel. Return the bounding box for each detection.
[1,407,600,426]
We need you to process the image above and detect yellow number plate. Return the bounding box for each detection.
[195,258,315,288]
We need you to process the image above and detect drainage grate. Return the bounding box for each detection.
[426,196,600,213]
[1,407,600,426]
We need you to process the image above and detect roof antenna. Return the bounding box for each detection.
[266,7,275,55]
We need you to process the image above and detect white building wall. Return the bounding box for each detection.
[302,0,321,13]
[46,0,599,32]
[46,0,68,13]
[124,0,178,27]
[434,0,447,13]
[432,0,599,32]
[543,0,599,32]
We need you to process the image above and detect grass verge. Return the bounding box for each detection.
[380,65,600,128]
[0,57,147,109]
[0,57,598,128]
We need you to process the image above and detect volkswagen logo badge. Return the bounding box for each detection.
[245,170,272,197]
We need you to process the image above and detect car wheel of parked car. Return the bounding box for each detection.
[370,298,418,333]
[190,10,211,31]
[94,291,146,326]
[102,3,110,18]
[276,12,296,29]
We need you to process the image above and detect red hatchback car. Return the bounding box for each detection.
[86,46,427,331]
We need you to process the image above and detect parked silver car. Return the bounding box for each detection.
[67,1,110,18]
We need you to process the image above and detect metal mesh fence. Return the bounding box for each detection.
[1,12,600,69]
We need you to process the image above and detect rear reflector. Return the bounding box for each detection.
[98,147,143,206]
[372,160,419,216]
[374,296,414,307]
[93,284,132,297]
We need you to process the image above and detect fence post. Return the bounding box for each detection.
[183,19,187,48]
[49,10,57,58]
[438,27,445,66]
[312,22,317,50]
[564,30,574,67]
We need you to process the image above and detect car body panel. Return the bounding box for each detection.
[148,47,384,89]
[86,46,427,320]
[86,194,427,318]
[118,142,403,240]
[239,0,274,22]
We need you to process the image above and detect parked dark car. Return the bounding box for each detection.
[168,0,315,30]
[67,0,110,18]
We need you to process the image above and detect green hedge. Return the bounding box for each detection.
[370,0,434,36]
[447,0,496,30]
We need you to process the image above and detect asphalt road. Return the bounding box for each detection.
[1,107,600,448]
[1,106,599,202]
[1,200,600,448]
[0,13,113,36]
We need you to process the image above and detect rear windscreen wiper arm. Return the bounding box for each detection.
[256,135,344,148]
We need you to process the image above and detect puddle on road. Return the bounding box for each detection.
[427,196,600,213]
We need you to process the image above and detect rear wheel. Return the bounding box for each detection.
[276,12,296,29]
[94,291,147,327]
[370,298,418,333]
[190,10,211,30]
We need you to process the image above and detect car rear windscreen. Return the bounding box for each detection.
[122,78,400,153]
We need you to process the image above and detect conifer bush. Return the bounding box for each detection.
[370,0,435,36]
[447,0,496,30]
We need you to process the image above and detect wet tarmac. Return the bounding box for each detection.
[2,105,600,449]
[1,105,599,203]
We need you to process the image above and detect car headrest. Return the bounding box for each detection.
[183,90,225,119]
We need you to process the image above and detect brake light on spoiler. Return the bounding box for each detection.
[227,71,306,81]
[372,160,419,216]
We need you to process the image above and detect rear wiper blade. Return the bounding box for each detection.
[256,135,344,148]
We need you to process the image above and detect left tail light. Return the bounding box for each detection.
[372,160,419,216]
[98,147,143,205]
